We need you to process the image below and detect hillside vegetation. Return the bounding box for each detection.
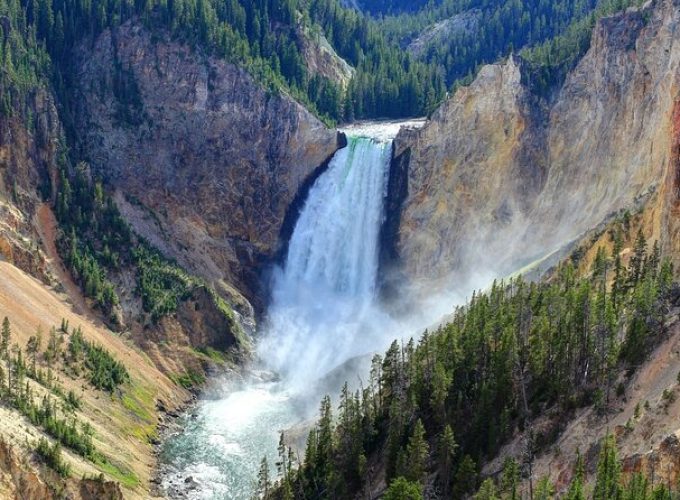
[0,261,187,497]
[0,0,648,126]
[263,230,680,498]
[380,0,645,93]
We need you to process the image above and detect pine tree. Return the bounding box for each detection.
[647,241,661,279]
[275,432,298,499]
[566,452,586,500]
[437,424,457,496]
[26,329,42,375]
[386,397,405,479]
[453,455,478,498]
[501,457,520,500]
[383,477,423,500]
[594,434,622,500]
[623,472,649,500]
[658,259,674,296]
[280,480,294,500]
[1,317,10,360]
[612,230,625,310]
[11,344,24,399]
[651,483,672,500]
[45,327,60,368]
[404,419,429,485]
[628,230,647,288]
[316,395,333,485]
[535,475,555,499]
[592,246,608,282]
[256,456,271,499]
[475,478,500,500]
[430,361,450,425]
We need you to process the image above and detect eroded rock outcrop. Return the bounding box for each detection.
[0,417,125,500]
[73,22,342,309]
[0,89,61,283]
[0,439,52,500]
[299,26,355,88]
[389,0,680,289]
[406,9,482,58]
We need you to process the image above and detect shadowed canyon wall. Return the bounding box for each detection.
[72,22,342,311]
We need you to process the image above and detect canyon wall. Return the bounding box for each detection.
[0,88,61,283]
[72,22,342,309]
[389,0,680,289]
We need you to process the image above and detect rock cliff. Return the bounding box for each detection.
[0,89,61,283]
[72,22,342,310]
[389,0,680,290]
[406,9,482,58]
[299,26,355,88]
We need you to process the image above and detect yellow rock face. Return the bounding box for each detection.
[392,0,680,290]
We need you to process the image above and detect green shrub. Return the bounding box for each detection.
[68,327,129,392]
[36,438,71,477]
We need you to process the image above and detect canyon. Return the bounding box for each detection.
[1,0,680,497]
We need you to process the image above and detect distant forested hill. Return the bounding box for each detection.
[0,0,645,124]
[2,0,444,124]
[380,0,645,90]
[340,0,437,15]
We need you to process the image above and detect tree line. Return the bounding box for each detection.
[10,0,444,124]
[0,0,648,128]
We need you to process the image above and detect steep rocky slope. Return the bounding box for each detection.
[388,0,680,292]
[72,22,342,310]
[0,261,189,498]
[406,9,481,57]
[0,89,61,283]
[299,26,355,88]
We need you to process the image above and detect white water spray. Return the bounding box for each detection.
[259,135,396,390]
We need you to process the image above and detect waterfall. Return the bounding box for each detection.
[281,137,391,299]
[161,123,435,500]
[259,135,395,389]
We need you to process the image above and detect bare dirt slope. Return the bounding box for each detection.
[34,203,90,317]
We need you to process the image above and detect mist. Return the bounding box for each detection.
[257,122,499,401]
